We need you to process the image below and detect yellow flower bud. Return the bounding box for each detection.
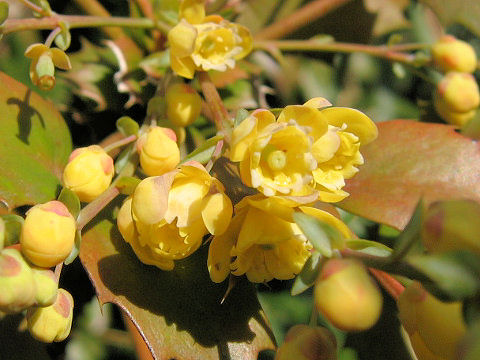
[166,83,202,127]
[0,248,36,313]
[20,201,76,268]
[433,94,476,126]
[137,127,180,176]
[432,35,477,74]
[437,72,480,114]
[314,258,382,331]
[27,288,73,343]
[397,282,466,359]
[63,145,114,202]
[275,325,337,360]
[32,267,58,307]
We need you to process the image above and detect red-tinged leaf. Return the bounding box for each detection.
[339,120,480,230]
[0,71,72,210]
[80,203,276,360]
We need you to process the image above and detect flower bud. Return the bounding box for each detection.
[275,324,337,360]
[436,73,480,114]
[63,145,114,202]
[0,248,36,313]
[137,127,180,176]
[314,258,382,331]
[432,35,477,74]
[35,53,56,91]
[166,83,202,127]
[117,197,136,244]
[27,288,73,342]
[397,282,466,359]
[20,201,76,268]
[32,268,58,307]
[433,95,476,127]
[422,200,480,255]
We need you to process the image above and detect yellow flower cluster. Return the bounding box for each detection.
[168,0,253,79]
[117,162,232,270]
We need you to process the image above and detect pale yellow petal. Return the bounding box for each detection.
[168,20,197,58]
[170,54,196,79]
[201,193,233,235]
[50,48,72,70]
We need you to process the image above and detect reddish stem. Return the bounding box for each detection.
[254,0,352,40]
[369,268,405,301]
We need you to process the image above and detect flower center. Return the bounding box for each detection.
[267,150,287,171]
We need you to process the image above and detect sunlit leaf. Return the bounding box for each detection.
[116,116,139,137]
[291,251,322,296]
[339,120,480,230]
[0,71,72,210]
[58,187,80,219]
[293,212,334,257]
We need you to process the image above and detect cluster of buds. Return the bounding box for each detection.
[0,200,75,342]
[431,35,480,126]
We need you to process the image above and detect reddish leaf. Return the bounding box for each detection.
[339,120,480,230]
[0,71,72,210]
[80,203,276,360]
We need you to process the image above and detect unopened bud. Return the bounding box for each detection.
[32,268,58,307]
[275,324,337,360]
[166,83,202,127]
[137,127,180,176]
[131,176,172,225]
[397,282,466,359]
[63,145,114,202]
[436,73,480,114]
[20,201,76,268]
[433,95,476,127]
[314,258,383,331]
[0,248,36,313]
[432,35,477,74]
[27,288,73,342]
[117,197,136,243]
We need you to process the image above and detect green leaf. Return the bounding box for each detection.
[419,0,480,37]
[64,230,81,265]
[294,212,341,257]
[407,251,480,301]
[58,187,80,219]
[0,1,8,26]
[291,251,322,296]
[116,116,139,137]
[0,71,72,209]
[115,176,141,195]
[180,135,224,165]
[139,51,170,79]
[463,296,480,326]
[390,200,424,262]
[346,239,392,257]
[114,145,137,174]
[80,202,276,359]
[1,214,24,247]
[339,120,480,230]
[378,224,400,238]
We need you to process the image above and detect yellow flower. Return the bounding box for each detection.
[63,145,115,202]
[230,99,377,202]
[168,0,253,79]
[24,43,71,91]
[117,162,233,270]
[208,194,352,283]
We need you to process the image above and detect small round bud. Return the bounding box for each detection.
[20,201,76,268]
[0,248,36,313]
[27,288,73,343]
[137,127,180,176]
[314,259,383,331]
[275,324,337,360]
[63,145,114,202]
[35,54,56,91]
[432,35,477,74]
[32,267,58,307]
[166,83,202,127]
[397,282,466,359]
[434,94,476,127]
[437,73,480,114]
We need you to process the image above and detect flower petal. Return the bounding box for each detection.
[170,54,196,79]
[168,20,197,58]
[24,43,49,59]
[179,0,205,24]
[50,48,72,70]
[201,193,233,235]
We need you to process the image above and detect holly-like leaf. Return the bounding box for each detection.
[0,71,72,210]
[80,203,276,360]
[420,0,480,37]
[339,120,480,230]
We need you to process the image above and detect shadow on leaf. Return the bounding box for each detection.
[7,89,45,144]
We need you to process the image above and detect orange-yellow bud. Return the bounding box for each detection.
[27,288,73,342]
[433,95,476,127]
[166,83,202,127]
[275,325,337,360]
[0,248,36,313]
[314,258,382,331]
[32,267,58,307]
[137,126,180,176]
[397,282,466,359]
[20,201,76,268]
[432,35,477,74]
[63,145,114,202]
[437,73,480,114]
